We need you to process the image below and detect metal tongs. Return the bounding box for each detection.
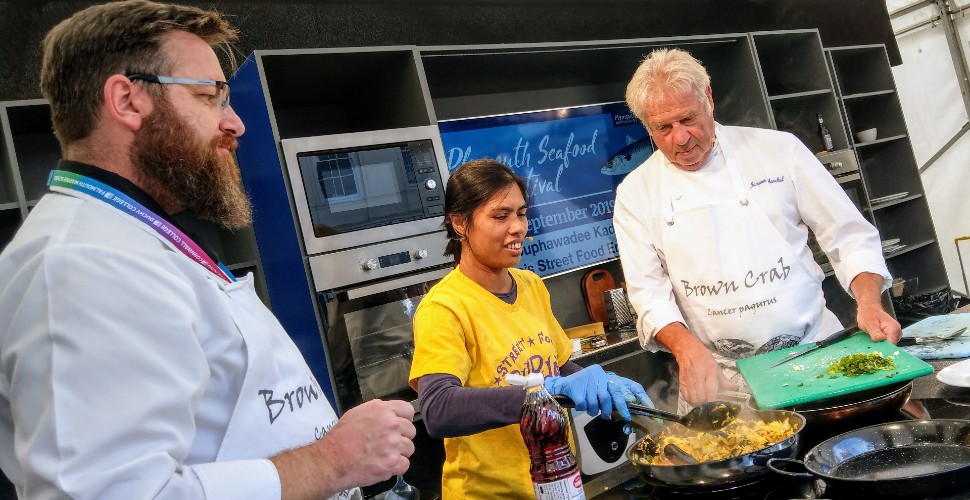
[897,327,967,346]
[552,395,741,431]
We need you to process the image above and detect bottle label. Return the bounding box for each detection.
[533,471,586,500]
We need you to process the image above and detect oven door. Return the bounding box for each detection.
[319,264,452,413]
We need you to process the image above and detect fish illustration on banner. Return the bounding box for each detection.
[602,136,654,176]
[437,101,652,277]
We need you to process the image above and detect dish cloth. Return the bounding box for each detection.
[899,313,970,360]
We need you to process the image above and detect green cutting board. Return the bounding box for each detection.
[736,331,934,409]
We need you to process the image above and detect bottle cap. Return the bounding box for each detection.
[506,373,545,387]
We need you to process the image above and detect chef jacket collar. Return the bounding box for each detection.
[53,160,222,263]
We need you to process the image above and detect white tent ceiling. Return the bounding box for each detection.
[887,0,970,295]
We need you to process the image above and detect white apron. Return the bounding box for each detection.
[213,274,363,500]
[659,133,840,368]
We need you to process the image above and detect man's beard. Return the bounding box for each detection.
[130,99,252,230]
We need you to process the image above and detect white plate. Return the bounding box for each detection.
[869,192,909,204]
[882,244,906,254]
[936,358,970,387]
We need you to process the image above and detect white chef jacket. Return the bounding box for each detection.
[614,123,890,352]
[0,178,355,499]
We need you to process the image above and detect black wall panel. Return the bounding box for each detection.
[1,0,899,102]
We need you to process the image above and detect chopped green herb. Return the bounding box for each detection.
[797,383,804,387]
[816,373,824,379]
[828,352,897,378]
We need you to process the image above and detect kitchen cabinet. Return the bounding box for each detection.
[827,44,950,303]
[746,31,951,324]
[422,34,771,129]
[0,99,42,253]
[0,99,268,302]
[750,30,848,154]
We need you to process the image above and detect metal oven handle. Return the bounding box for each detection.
[344,266,452,300]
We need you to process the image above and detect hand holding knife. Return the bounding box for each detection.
[768,325,859,369]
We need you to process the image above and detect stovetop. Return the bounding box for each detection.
[595,399,970,500]
[612,470,970,500]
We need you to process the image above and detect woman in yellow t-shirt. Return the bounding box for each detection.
[409,159,653,499]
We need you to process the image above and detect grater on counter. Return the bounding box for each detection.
[603,288,636,330]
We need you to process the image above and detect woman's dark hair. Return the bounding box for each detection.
[443,158,527,263]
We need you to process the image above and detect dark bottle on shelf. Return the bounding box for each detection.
[817,113,834,153]
[511,373,586,500]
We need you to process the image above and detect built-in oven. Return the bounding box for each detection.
[280,125,455,412]
[308,233,453,412]
[280,125,455,494]
[280,125,449,256]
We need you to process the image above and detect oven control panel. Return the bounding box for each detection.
[309,231,453,291]
[817,149,860,183]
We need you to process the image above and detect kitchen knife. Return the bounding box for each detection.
[767,325,859,369]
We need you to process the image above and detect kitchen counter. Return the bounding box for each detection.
[582,339,970,498]
[570,328,642,367]
[584,365,970,499]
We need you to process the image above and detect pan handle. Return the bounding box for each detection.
[551,394,680,421]
[766,457,815,479]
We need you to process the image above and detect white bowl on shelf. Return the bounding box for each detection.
[855,128,878,143]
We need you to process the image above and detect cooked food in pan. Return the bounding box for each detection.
[634,417,798,465]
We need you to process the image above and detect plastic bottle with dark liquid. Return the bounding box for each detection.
[509,373,586,500]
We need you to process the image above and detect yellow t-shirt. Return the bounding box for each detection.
[409,267,574,499]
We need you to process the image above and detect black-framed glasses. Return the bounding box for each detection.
[127,73,231,110]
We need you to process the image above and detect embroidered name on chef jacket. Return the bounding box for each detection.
[750,176,785,188]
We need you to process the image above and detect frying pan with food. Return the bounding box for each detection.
[626,407,806,488]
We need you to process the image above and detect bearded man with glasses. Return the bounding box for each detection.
[0,1,415,499]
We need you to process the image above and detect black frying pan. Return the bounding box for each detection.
[768,419,970,497]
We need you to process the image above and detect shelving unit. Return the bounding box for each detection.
[750,31,863,323]
[0,99,268,300]
[826,44,950,301]
[0,99,40,252]
[751,30,848,154]
[747,31,951,321]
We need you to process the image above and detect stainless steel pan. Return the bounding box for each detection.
[626,408,806,488]
[748,380,912,427]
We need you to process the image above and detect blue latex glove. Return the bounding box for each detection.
[544,365,654,420]
[606,371,654,421]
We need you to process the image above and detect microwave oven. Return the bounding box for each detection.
[281,125,450,257]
